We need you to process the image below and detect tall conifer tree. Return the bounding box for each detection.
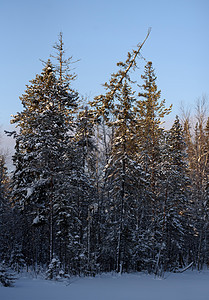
[103,81,145,273]
[10,61,77,266]
[159,116,190,271]
[134,61,172,274]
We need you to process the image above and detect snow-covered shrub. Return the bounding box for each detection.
[0,263,15,287]
[46,257,65,280]
[9,245,25,273]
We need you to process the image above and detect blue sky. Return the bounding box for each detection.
[0,0,209,135]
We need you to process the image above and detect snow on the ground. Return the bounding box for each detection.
[1,270,209,300]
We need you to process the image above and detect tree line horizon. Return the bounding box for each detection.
[0,31,208,281]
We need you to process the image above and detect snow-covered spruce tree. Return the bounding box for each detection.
[46,256,64,280]
[9,244,25,273]
[181,116,199,264]
[10,60,77,268]
[54,107,98,275]
[102,81,146,273]
[89,32,151,273]
[0,262,15,287]
[135,61,172,199]
[159,116,190,272]
[68,107,99,275]
[134,61,172,274]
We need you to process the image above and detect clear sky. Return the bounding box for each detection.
[0,0,209,149]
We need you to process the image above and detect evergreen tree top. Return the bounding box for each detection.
[51,32,79,85]
[11,60,77,131]
[136,61,172,123]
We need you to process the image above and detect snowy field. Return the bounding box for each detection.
[1,270,209,300]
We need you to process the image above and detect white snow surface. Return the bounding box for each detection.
[1,270,209,300]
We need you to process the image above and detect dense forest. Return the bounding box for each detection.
[0,32,208,284]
